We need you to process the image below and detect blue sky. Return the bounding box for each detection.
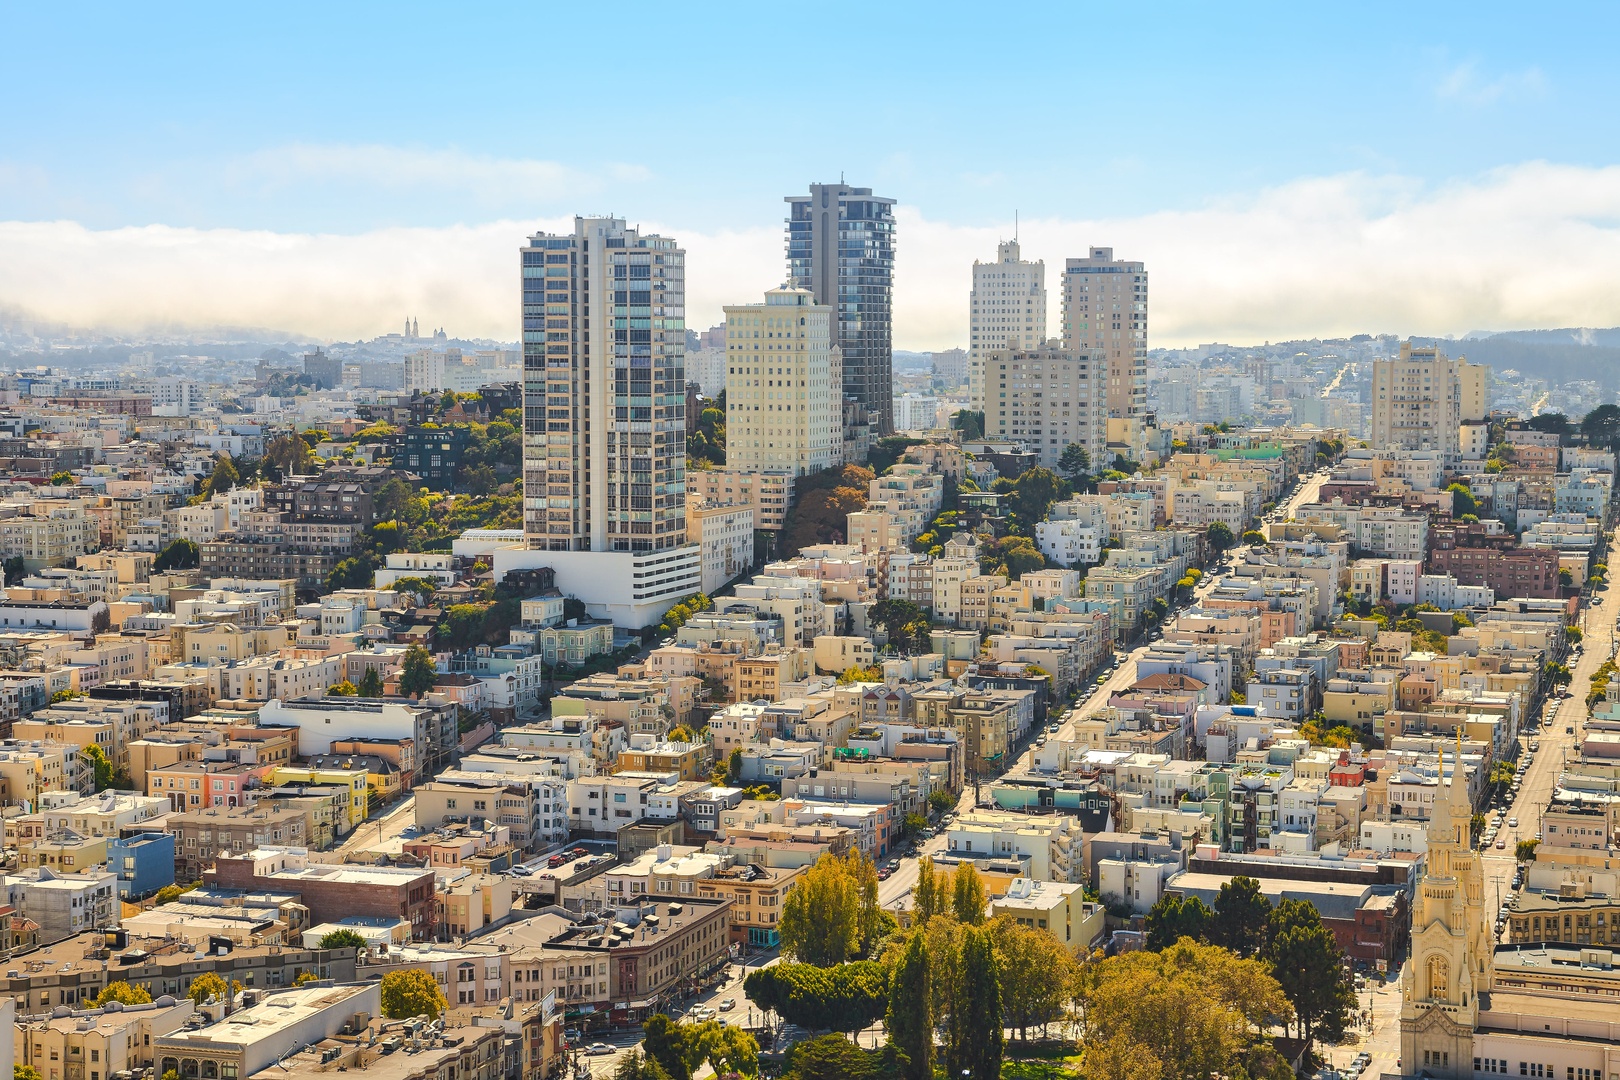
[4,2,1620,347]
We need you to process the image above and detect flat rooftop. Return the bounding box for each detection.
[158,984,373,1049]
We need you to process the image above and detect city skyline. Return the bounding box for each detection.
[7,4,1620,348]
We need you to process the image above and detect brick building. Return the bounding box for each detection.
[206,846,437,939]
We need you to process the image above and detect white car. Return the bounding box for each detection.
[586,1043,615,1056]
[1508,817,1519,828]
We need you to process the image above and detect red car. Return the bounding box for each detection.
[876,868,892,880]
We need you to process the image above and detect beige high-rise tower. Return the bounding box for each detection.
[969,240,1046,412]
[724,286,843,476]
[1060,247,1148,419]
[1370,341,1488,458]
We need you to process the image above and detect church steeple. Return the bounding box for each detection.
[1399,728,1491,1078]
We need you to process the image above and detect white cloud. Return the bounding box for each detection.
[7,162,1620,350]
[1435,61,1547,105]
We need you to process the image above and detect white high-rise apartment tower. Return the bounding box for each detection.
[500,217,700,627]
[724,287,843,476]
[1060,247,1148,419]
[1370,341,1488,459]
[969,240,1046,411]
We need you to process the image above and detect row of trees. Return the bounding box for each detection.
[779,851,889,964]
[1144,876,1357,1049]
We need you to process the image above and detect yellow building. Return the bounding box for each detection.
[988,877,1105,954]
[18,832,108,872]
[1322,676,1396,725]
[268,765,369,827]
[615,738,708,782]
[731,646,811,703]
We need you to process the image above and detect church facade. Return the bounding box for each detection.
[1398,738,1620,1080]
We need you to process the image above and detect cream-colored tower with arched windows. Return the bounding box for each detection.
[1400,734,1492,1077]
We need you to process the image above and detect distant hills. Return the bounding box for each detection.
[1414,328,1620,390]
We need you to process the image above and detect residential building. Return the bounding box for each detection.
[685,496,754,595]
[1369,341,1487,457]
[983,344,1106,469]
[969,240,1047,411]
[786,182,897,438]
[988,877,1104,953]
[503,216,701,628]
[1060,247,1148,421]
[724,286,843,475]
[207,847,437,939]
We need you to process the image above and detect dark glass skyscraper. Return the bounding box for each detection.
[785,183,896,440]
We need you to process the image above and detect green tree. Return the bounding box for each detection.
[1211,875,1272,957]
[398,644,437,698]
[390,576,440,602]
[1058,442,1092,488]
[95,981,153,1006]
[1003,466,1071,530]
[1241,528,1266,545]
[948,926,1003,1080]
[1265,899,1356,1049]
[1145,892,1214,951]
[782,1034,896,1080]
[1446,483,1478,517]
[726,748,743,784]
[952,860,988,925]
[611,1052,672,1080]
[641,1015,702,1080]
[887,933,932,1080]
[870,598,931,654]
[17,1065,44,1080]
[187,971,241,1005]
[327,680,358,697]
[952,409,985,441]
[913,856,944,922]
[779,853,866,964]
[318,929,368,952]
[743,962,888,1034]
[154,538,200,571]
[1517,838,1540,861]
[1077,938,1293,1080]
[203,454,240,497]
[154,881,199,905]
[927,788,954,814]
[696,1023,758,1077]
[265,433,313,476]
[1582,404,1620,450]
[1207,520,1236,554]
[325,551,379,591]
[379,968,446,1020]
[49,471,74,486]
[1526,412,1570,436]
[374,476,427,526]
[357,667,384,697]
[990,915,1078,1041]
[82,743,116,791]
[2,556,24,585]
